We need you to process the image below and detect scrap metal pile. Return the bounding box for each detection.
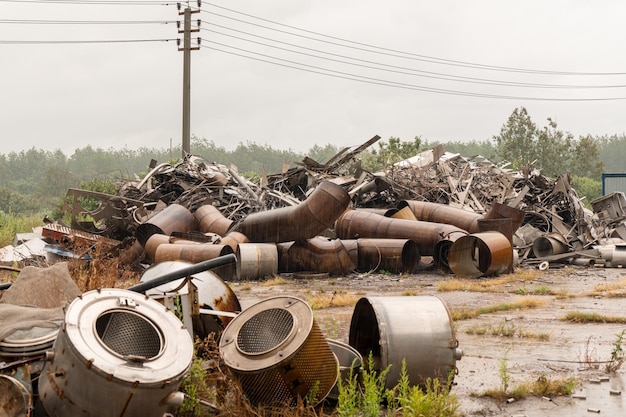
[3,134,626,276]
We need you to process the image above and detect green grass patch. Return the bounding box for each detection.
[562,311,626,324]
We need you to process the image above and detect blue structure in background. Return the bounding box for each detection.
[602,173,626,196]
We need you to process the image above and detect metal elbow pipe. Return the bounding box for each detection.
[234,181,351,243]
[334,209,466,267]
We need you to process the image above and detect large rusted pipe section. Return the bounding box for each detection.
[356,238,420,273]
[195,204,234,236]
[277,237,356,276]
[401,200,482,233]
[334,209,466,267]
[135,204,198,247]
[401,200,525,235]
[448,231,513,278]
[233,181,351,243]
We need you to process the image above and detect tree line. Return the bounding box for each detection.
[0,107,622,215]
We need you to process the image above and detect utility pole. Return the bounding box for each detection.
[178,2,200,158]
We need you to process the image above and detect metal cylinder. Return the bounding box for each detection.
[218,231,250,253]
[195,204,234,236]
[219,296,338,406]
[532,233,569,258]
[334,209,466,267]
[144,233,201,262]
[38,288,193,417]
[448,231,513,278]
[135,204,198,247]
[348,296,461,390]
[401,200,482,232]
[233,181,351,243]
[237,243,279,280]
[154,243,236,281]
[280,237,355,275]
[356,238,420,273]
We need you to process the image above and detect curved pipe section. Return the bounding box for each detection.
[334,209,466,267]
[233,181,351,243]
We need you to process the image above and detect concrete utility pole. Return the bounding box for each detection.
[178,3,200,158]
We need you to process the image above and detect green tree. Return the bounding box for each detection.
[306,143,340,164]
[571,135,603,179]
[493,107,538,169]
[363,136,422,171]
[535,118,573,177]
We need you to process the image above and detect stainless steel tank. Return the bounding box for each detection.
[349,296,462,390]
[38,288,194,417]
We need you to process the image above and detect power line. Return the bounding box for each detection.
[199,42,626,102]
[199,21,626,90]
[201,3,626,77]
[0,18,176,24]
[0,0,173,4]
[0,38,176,44]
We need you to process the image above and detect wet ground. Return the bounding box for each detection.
[233,264,626,416]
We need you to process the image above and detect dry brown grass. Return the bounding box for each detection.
[437,269,543,293]
[451,298,547,321]
[66,241,141,291]
[308,290,360,309]
[260,276,290,286]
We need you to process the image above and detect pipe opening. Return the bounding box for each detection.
[236,308,295,355]
[95,310,164,360]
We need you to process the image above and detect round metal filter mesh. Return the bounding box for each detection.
[96,310,163,359]
[237,308,294,354]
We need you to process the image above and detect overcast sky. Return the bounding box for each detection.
[2,0,626,156]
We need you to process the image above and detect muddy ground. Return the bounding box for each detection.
[234,262,626,417]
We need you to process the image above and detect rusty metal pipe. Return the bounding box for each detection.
[532,233,569,257]
[356,238,420,273]
[135,204,198,247]
[278,237,355,275]
[218,231,250,253]
[448,231,513,278]
[195,204,234,236]
[233,181,350,243]
[128,253,236,293]
[400,200,482,233]
[144,233,201,262]
[401,200,525,235]
[334,209,466,267]
[154,243,233,263]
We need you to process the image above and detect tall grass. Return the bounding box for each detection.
[0,212,45,247]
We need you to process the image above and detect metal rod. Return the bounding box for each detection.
[127,253,236,293]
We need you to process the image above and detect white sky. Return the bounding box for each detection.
[2,0,626,156]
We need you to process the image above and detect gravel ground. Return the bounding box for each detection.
[232,263,626,416]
